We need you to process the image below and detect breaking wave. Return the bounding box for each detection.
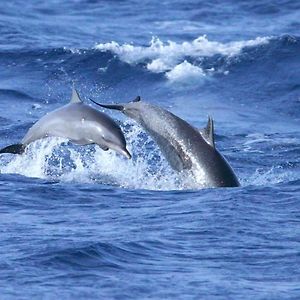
[94,35,270,82]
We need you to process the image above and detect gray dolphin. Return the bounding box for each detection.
[0,88,131,159]
[90,96,239,187]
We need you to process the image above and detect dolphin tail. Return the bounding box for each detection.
[0,143,25,154]
[89,98,124,111]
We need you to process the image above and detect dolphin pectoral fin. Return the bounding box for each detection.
[164,147,186,171]
[0,143,25,155]
[162,142,192,171]
[199,116,215,148]
[171,139,193,171]
[89,99,124,111]
[70,87,83,104]
[150,132,191,171]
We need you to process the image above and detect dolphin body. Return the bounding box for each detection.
[0,89,131,159]
[91,96,239,187]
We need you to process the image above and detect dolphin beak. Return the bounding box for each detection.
[89,99,124,111]
[117,147,132,159]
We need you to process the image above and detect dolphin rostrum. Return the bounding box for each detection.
[0,88,131,159]
[90,96,239,187]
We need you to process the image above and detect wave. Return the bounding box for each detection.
[239,132,300,186]
[0,35,273,87]
[0,88,33,100]
[38,241,156,271]
[2,35,299,92]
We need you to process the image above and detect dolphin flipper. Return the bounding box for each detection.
[147,129,192,171]
[0,143,25,154]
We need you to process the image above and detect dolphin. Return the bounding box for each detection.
[0,88,131,159]
[90,96,239,187]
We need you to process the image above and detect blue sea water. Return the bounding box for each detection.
[0,0,300,299]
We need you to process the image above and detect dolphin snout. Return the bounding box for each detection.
[118,147,132,159]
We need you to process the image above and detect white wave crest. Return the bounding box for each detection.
[95,35,270,83]
[166,60,206,83]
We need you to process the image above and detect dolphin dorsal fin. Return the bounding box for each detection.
[70,88,82,103]
[200,116,215,148]
[133,96,141,102]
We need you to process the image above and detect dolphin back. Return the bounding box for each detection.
[0,143,25,154]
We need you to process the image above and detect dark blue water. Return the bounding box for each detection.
[0,1,300,299]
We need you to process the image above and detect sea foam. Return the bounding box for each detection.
[95,36,270,83]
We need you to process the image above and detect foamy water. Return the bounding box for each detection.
[95,36,270,82]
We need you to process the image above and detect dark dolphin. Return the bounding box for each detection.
[0,88,131,159]
[90,96,239,187]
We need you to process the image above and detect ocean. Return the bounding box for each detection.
[0,0,299,299]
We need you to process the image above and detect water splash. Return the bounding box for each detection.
[240,132,300,186]
[243,166,297,186]
[1,121,297,189]
[0,121,200,190]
